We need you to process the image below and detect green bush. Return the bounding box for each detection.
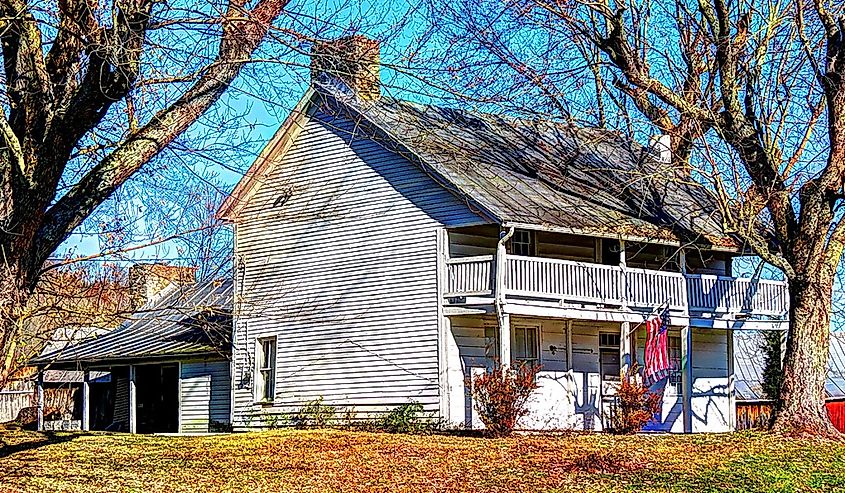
[293,397,337,428]
[376,402,436,434]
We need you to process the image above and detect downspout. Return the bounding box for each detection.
[495,227,515,368]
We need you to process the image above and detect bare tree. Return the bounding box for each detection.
[0,0,293,387]
[422,0,845,436]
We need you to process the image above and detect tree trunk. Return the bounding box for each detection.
[772,274,840,437]
[0,264,33,389]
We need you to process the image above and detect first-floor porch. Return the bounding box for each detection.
[441,313,739,433]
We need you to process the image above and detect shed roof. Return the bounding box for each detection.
[32,279,233,367]
[734,331,845,401]
[316,83,735,248]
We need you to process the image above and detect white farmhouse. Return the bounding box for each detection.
[217,36,789,434]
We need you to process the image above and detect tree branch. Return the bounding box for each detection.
[31,0,290,272]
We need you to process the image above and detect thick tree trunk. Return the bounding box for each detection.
[772,274,840,437]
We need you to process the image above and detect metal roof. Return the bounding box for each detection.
[316,81,736,248]
[32,279,233,367]
[734,331,845,401]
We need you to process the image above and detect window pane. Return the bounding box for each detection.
[262,340,272,367]
[263,370,273,401]
[525,328,538,359]
[513,327,538,364]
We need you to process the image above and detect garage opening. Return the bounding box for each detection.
[135,364,179,433]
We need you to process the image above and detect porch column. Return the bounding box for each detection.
[496,227,514,369]
[681,325,693,433]
[36,369,44,432]
[620,322,632,378]
[618,240,626,267]
[82,369,90,431]
[727,330,735,431]
[128,365,137,434]
[499,313,512,368]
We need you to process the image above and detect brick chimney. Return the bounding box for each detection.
[311,35,380,100]
[128,263,197,308]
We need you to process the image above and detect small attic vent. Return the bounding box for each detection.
[273,190,292,208]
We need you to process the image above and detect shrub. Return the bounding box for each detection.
[470,363,540,436]
[604,374,661,435]
[293,397,337,428]
[376,402,436,434]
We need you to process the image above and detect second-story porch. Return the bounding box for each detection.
[442,225,789,327]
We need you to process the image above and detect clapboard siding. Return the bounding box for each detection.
[113,374,129,429]
[180,360,231,433]
[636,327,730,432]
[690,329,730,432]
[447,315,612,430]
[232,107,485,428]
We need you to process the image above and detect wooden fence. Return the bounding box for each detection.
[737,401,845,432]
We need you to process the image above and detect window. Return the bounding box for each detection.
[511,229,534,257]
[667,335,682,395]
[256,337,277,402]
[513,326,540,367]
[599,332,621,381]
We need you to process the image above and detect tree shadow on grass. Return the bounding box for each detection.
[0,429,79,460]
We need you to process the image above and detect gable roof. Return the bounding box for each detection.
[220,82,736,249]
[32,279,233,367]
[734,331,845,401]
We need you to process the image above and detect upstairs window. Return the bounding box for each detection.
[511,229,535,257]
[256,337,277,402]
[513,325,540,367]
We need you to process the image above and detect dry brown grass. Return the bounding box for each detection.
[1,427,844,492]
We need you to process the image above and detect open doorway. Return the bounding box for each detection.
[135,364,179,433]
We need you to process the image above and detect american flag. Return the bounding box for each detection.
[643,308,671,386]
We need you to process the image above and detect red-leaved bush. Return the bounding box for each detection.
[604,374,661,434]
[471,363,540,436]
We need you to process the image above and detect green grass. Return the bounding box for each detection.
[1,427,844,492]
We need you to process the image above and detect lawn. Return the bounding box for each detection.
[1,427,844,493]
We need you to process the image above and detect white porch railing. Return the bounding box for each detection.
[445,254,789,316]
[686,275,789,316]
[445,255,494,296]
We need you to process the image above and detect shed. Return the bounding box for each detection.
[31,279,233,434]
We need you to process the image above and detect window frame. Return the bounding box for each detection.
[512,324,541,368]
[255,336,277,403]
[511,229,535,257]
[666,334,683,395]
[599,332,622,381]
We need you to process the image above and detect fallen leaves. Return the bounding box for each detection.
[0,428,843,492]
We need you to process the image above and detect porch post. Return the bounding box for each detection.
[618,240,626,267]
[496,227,515,369]
[36,369,44,432]
[499,313,512,368]
[128,365,137,434]
[681,325,693,433]
[82,369,90,431]
[620,322,632,378]
[727,330,735,431]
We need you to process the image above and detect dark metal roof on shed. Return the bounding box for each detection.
[734,331,845,401]
[32,279,233,367]
[315,81,736,249]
